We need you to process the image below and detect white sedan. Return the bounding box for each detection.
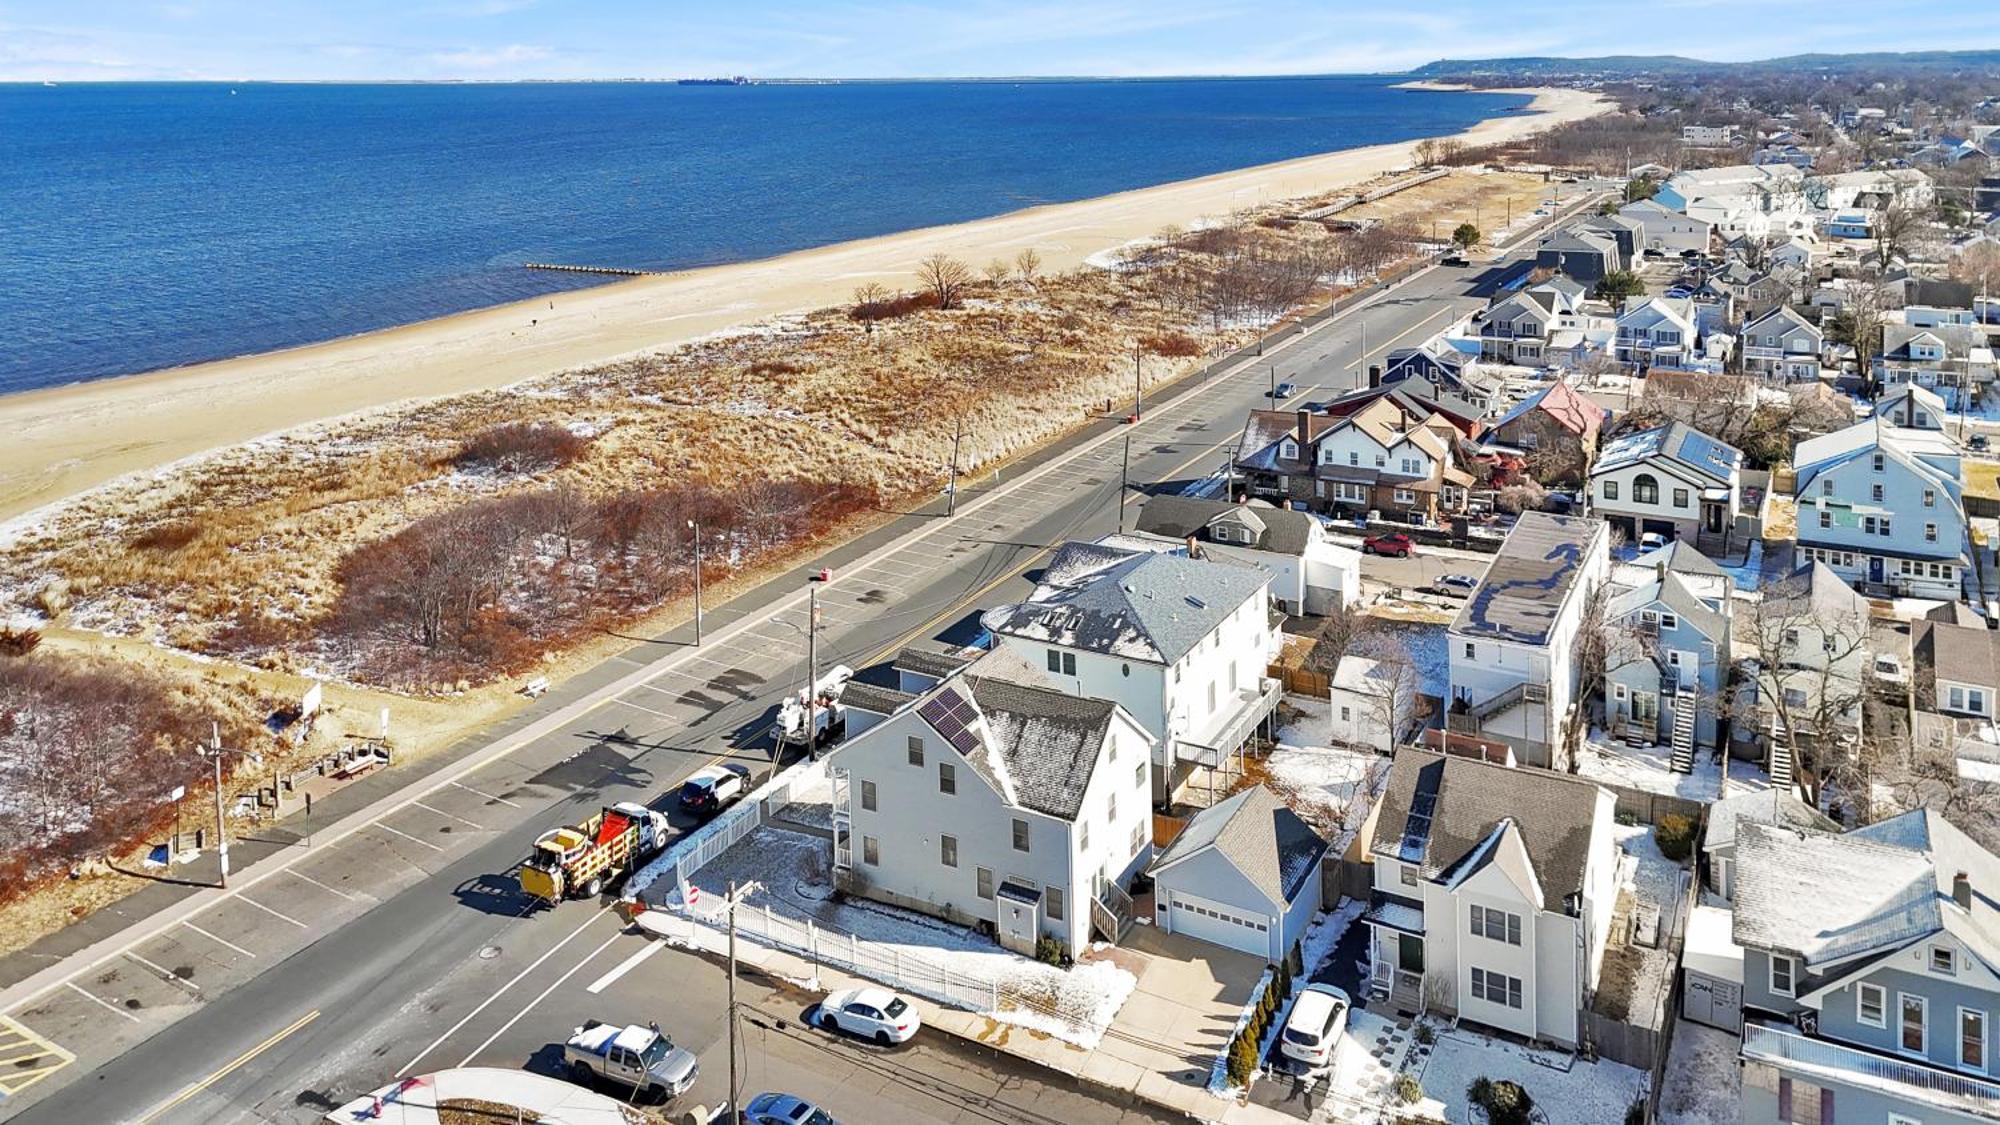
[817,987,921,1045]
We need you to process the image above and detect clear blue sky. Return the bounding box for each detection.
[0,0,1983,82]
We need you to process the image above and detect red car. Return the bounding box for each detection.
[1362,532,1414,558]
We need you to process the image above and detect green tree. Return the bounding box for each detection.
[1622,175,1657,203]
[1451,222,1482,251]
[1595,270,1645,302]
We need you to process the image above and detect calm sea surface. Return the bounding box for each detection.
[0,78,1527,393]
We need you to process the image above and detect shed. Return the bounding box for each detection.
[1148,785,1327,961]
[1680,904,1745,1032]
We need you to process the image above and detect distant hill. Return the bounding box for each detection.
[1410,50,2000,79]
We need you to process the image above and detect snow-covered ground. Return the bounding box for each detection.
[1656,1020,1743,1125]
[1267,697,1386,850]
[673,825,1135,1049]
[1411,1025,1649,1125]
[1576,729,1771,803]
[1604,823,1691,1030]
[1365,622,1448,699]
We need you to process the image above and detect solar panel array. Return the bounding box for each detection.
[1675,428,1740,480]
[1400,780,1440,863]
[918,689,982,757]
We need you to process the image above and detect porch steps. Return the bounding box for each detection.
[1770,741,1795,791]
[1668,703,1697,774]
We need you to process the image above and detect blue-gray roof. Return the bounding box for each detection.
[981,541,1270,665]
[1151,785,1327,905]
[1594,421,1740,485]
[1451,512,1605,645]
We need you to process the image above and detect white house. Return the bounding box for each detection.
[1738,305,1823,382]
[1614,296,1701,370]
[829,651,1156,956]
[1445,513,1611,770]
[1873,383,1948,430]
[981,541,1281,802]
[1129,495,1360,615]
[1589,421,1744,547]
[1362,748,1618,1047]
[1617,198,1713,257]
[1148,784,1327,961]
[1792,420,1968,598]
[1327,652,1422,754]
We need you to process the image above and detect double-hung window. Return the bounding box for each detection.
[1857,982,1886,1027]
[1965,1008,1988,1071]
[1770,954,1796,997]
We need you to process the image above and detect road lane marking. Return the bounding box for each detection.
[181,922,255,959]
[63,982,140,1024]
[585,940,663,994]
[237,896,308,929]
[450,780,521,809]
[124,952,201,993]
[285,869,359,901]
[373,822,447,853]
[131,1008,319,1124]
[604,695,677,721]
[458,929,626,1066]
[411,799,486,831]
[399,906,610,1077]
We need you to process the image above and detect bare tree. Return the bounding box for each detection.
[916,254,973,311]
[1873,198,1926,271]
[1358,637,1432,756]
[1741,570,1871,807]
[1013,246,1042,284]
[983,258,1012,286]
[851,282,890,336]
[1304,602,1379,679]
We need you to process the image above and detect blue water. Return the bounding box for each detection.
[0,78,1529,393]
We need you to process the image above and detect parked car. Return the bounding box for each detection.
[1439,253,1469,267]
[1873,654,1908,685]
[1269,382,1299,399]
[742,1092,838,1125]
[1971,433,1991,451]
[679,763,752,817]
[1278,984,1351,1071]
[564,1020,698,1101]
[817,986,921,1045]
[1434,573,1479,595]
[1638,531,1669,551]
[1361,532,1414,558]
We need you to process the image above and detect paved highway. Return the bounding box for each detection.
[0,217,1575,1125]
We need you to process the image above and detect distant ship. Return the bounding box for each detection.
[42,80,57,87]
[677,76,753,86]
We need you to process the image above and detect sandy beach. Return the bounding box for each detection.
[0,85,1605,525]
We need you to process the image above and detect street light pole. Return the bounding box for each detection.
[947,416,963,517]
[1132,342,1144,420]
[727,879,740,1119]
[805,582,820,759]
[688,519,702,647]
[1119,435,1131,533]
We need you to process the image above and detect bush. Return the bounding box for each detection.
[1467,1077,1534,1125]
[1226,1030,1261,1087]
[453,421,588,474]
[1414,1022,1436,1046]
[0,626,42,657]
[1139,330,1203,358]
[1655,813,1697,862]
[1034,935,1069,967]
[1625,1095,1646,1125]
[1394,1074,1423,1104]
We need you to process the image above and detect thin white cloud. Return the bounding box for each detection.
[427,43,551,69]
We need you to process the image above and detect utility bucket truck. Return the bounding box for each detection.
[771,664,853,749]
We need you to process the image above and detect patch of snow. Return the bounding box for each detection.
[1577,728,1771,803]
[1657,1020,1742,1124]
[1412,1025,1649,1125]
[1267,699,1386,851]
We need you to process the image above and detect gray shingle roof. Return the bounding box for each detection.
[935,674,1120,822]
[1151,785,1328,905]
[980,541,1270,665]
[1451,512,1605,646]
[840,680,917,716]
[1134,495,1316,556]
[1593,421,1740,485]
[1702,789,1837,852]
[1607,570,1727,642]
[892,643,978,681]
[1915,620,2000,698]
[1370,748,1607,910]
[1630,540,1726,580]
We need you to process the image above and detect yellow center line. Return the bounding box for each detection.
[133,1008,320,1125]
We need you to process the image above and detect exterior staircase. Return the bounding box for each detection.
[1092,881,1135,943]
[1769,739,1795,791]
[1668,697,1697,774]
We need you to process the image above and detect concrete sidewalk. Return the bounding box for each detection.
[325,1067,639,1125]
[634,907,1304,1125]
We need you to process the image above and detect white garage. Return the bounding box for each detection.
[1681,904,1744,1032]
[1149,786,1327,962]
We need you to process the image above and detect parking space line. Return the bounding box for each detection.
[411,800,486,831]
[181,922,256,959]
[0,1014,74,1096]
[64,981,140,1023]
[449,780,521,809]
[373,822,447,853]
[400,906,609,1077]
[604,695,678,721]
[125,952,200,993]
[458,929,625,1067]
[237,896,308,929]
[284,868,360,901]
[585,940,662,994]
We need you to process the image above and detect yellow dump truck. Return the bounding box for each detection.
[520,801,670,904]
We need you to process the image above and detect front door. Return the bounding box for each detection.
[1869,556,1885,584]
[1397,933,1425,974]
[1633,691,1660,725]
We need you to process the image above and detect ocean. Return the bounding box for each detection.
[0,78,1528,394]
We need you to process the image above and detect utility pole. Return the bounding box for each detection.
[1132,342,1144,420]
[805,579,822,759]
[947,416,963,516]
[688,519,702,646]
[727,879,741,1120]
[1269,364,1277,401]
[1118,435,1131,533]
[200,724,233,888]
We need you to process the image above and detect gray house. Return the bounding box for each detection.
[829,651,1156,957]
[1601,569,1731,769]
[1700,789,1836,901]
[1735,810,2000,1125]
[1148,785,1327,961]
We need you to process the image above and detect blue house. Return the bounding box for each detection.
[1826,210,1876,239]
[1735,810,2000,1125]
[1601,568,1730,770]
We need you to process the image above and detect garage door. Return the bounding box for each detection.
[1168,891,1271,958]
[1683,972,1741,1032]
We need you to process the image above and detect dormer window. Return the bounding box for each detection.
[1770,954,1796,997]
[1279,440,1298,461]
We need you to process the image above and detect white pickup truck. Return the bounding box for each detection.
[563,1020,698,1100]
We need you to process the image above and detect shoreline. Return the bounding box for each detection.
[0,84,1605,525]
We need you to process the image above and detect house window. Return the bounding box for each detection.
[1470,905,1522,945]
[1046,649,1076,676]
[1873,483,1886,503]
[863,836,880,866]
[1965,1008,1988,1071]
[860,780,877,812]
[1820,511,1832,529]
[1394,488,1415,504]
[939,762,956,795]
[1108,792,1118,824]
[976,866,994,900]
[1770,954,1796,997]
[1881,517,1892,536]
[1858,982,1887,1027]
[1400,865,1419,888]
[1933,947,1957,975]
[1045,886,1065,921]
[1926,523,1939,542]
[1134,760,1145,789]
[1279,440,1298,460]
[1864,516,1877,535]
[1080,821,1089,851]
[1349,452,1359,466]
[1903,994,1929,1054]
[1659,613,1679,631]
[1012,818,1030,853]
[1603,480,1619,501]
[1470,968,1523,1009]
[907,736,924,767]
[1131,822,1146,854]
[1924,489,1936,507]
[1463,642,1476,660]
[1873,452,1886,472]
[1673,487,1690,508]
[1634,474,1660,505]
[1614,683,1628,700]
[939,835,958,868]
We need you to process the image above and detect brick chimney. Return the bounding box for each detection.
[1296,409,1311,445]
[1368,364,1382,389]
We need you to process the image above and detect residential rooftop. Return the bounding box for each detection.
[1450,512,1606,646]
[980,540,1269,665]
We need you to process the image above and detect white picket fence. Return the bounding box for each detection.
[626,756,823,905]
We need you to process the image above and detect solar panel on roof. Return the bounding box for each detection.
[1401,787,1438,863]
[918,690,981,757]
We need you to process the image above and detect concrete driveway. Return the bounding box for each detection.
[1076,925,1265,1113]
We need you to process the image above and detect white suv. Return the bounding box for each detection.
[1278,984,1351,1071]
